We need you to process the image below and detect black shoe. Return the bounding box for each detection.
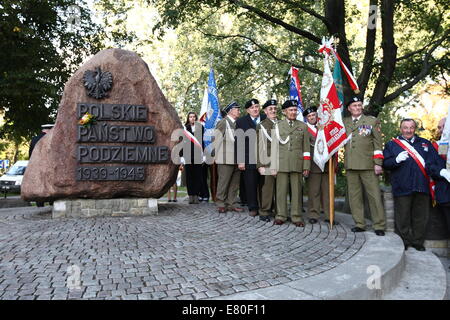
[308,218,318,224]
[351,227,366,232]
[325,219,340,225]
[413,245,426,251]
[375,230,385,236]
[259,216,271,222]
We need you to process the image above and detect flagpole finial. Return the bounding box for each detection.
[209,55,214,68]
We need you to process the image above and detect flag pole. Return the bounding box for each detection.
[328,158,335,229]
[208,54,218,202]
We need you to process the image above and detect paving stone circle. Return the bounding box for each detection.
[0,203,365,300]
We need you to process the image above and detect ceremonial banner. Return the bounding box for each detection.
[289,66,305,121]
[199,87,208,123]
[333,58,345,109]
[203,68,222,150]
[314,40,349,171]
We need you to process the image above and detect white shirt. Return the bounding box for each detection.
[251,116,260,125]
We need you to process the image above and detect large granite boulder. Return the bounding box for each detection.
[21,49,182,201]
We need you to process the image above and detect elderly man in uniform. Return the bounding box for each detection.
[303,106,337,225]
[343,96,386,236]
[256,99,279,222]
[273,100,310,227]
[383,119,442,250]
[214,102,245,213]
[236,98,266,217]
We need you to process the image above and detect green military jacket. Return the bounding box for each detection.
[214,116,236,165]
[275,118,310,173]
[256,118,277,169]
[343,114,383,170]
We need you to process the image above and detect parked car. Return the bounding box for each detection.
[0,160,29,193]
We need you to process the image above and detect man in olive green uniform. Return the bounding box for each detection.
[214,102,244,213]
[256,99,279,222]
[343,96,386,236]
[274,100,310,227]
[303,106,337,225]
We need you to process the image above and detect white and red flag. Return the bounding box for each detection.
[314,38,349,171]
[199,87,208,124]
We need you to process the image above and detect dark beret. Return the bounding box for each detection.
[262,99,277,109]
[223,101,240,114]
[346,96,363,108]
[302,106,318,117]
[244,99,260,109]
[282,100,298,110]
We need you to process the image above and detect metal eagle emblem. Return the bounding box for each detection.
[83,67,113,99]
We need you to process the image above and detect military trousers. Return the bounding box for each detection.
[216,164,240,209]
[394,192,430,247]
[307,172,330,220]
[346,170,385,230]
[260,174,276,217]
[276,172,304,223]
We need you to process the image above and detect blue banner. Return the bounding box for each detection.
[289,67,305,121]
[203,68,222,149]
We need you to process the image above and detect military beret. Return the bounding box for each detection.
[223,101,240,114]
[346,96,363,108]
[41,124,54,129]
[302,106,318,117]
[262,99,277,109]
[244,99,260,109]
[282,100,298,110]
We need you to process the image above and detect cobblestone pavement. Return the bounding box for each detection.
[0,203,365,300]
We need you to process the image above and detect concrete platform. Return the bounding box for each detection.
[0,203,447,300]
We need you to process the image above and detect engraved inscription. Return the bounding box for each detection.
[77,103,147,121]
[77,145,169,163]
[77,123,155,143]
[76,166,145,181]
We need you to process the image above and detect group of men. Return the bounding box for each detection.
[211,96,450,251]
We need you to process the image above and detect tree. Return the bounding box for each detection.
[0,0,105,143]
[142,0,449,116]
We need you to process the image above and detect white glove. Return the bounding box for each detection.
[180,157,185,165]
[440,169,450,183]
[395,151,409,163]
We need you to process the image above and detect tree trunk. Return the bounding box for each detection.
[325,0,354,112]
[368,0,397,116]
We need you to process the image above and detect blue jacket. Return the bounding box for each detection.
[429,154,450,205]
[383,135,440,197]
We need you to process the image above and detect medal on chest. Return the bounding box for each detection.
[358,124,372,136]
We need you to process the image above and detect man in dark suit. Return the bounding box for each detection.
[235,99,266,217]
[29,124,54,158]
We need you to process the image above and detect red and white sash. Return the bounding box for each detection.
[183,128,203,150]
[307,123,317,138]
[392,138,435,200]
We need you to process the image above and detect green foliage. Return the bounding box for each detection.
[0,0,104,141]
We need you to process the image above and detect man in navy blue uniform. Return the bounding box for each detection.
[383,119,441,251]
[430,117,450,237]
[235,99,266,217]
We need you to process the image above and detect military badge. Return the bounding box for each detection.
[358,125,372,136]
[422,143,428,152]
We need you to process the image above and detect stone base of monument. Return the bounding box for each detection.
[52,198,158,219]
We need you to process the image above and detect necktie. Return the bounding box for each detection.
[353,118,358,125]
[253,118,257,125]
[289,120,293,127]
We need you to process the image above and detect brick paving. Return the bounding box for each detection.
[0,203,365,300]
